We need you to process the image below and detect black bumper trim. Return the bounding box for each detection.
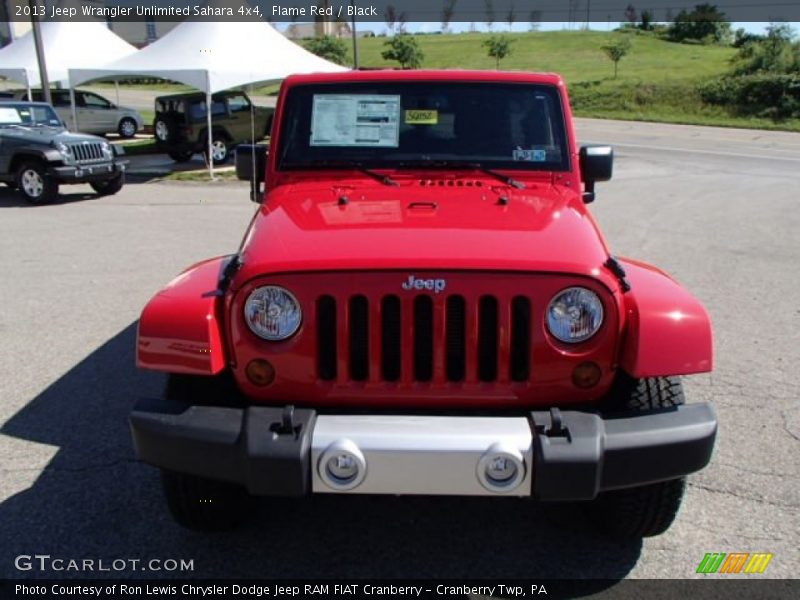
[531,404,717,500]
[49,161,126,182]
[130,398,316,496]
[130,400,716,500]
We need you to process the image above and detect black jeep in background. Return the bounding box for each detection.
[0,101,127,204]
[153,90,273,165]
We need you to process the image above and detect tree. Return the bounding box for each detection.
[529,10,542,32]
[441,0,458,34]
[483,35,514,69]
[382,34,424,69]
[732,22,798,75]
[484,0,495,32]
[396,11,408,34]
[506,2,516,32]
[303,36,348,66]
[384,4,397,35]
[667,3,732,44]
[639,9,654,31]
[602,37,632,78]
[624,4,638,24]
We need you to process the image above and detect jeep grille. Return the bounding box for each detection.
[68,142,106,163]
[316,293,532,383]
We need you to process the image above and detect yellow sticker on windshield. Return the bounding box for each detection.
[405,110,438,125]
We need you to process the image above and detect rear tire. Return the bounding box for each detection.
[16,161,58,204]
[158,373,251,531]
[90,173,124,196]
[154,118,176,143]
[586,374,687,538]
[203,133,229,165]
[118,117,137,138]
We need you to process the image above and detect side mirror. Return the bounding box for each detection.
[235,143,268,202]
[579,145,613,203]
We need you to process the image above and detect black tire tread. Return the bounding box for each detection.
[161,470,252,532]
[158,373,251,531]
[90,174,124,196]
[587,373,688,538]
[590,478,686,538]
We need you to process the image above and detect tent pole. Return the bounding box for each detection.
[25,72,32,102]
[115,81,120,106]
[29,2,51,105]
[206,88,214,179]
[69,86,78,131]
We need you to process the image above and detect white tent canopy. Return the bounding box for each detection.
[69,20,348,93]
[0,20,137,92]
[69,18,348,177]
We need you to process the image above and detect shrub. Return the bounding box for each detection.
[699,74,800,118]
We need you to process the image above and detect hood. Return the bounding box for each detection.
[0,126,103,145]
[235,178,612,284]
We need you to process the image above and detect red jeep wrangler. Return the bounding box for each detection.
[131,70,716,537]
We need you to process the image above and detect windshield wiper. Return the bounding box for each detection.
[398,160,526,190]
[284,160,398,187]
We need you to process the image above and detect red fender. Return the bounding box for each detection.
[618,258,713,378]
[136,256,229,375]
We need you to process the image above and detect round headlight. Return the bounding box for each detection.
[244,286,302,341]
[546,287,604,343]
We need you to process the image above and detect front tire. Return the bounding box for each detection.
[168,150,194,163]
[159,373,252,531]
[160,470,253,532]
[118,117,137,138]
[16,161,58,204]
[90,173,124,196]
[586,375,687,538]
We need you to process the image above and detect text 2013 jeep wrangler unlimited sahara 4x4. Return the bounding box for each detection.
[131,71,716,537]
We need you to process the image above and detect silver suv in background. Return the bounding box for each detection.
[0,89,143,138]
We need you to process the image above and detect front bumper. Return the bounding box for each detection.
[49,160,126,183]
[130,401,716,500]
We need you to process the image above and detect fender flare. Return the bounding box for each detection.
[137,256,230,375]
[12,147,62,167]
[618,258,713,378]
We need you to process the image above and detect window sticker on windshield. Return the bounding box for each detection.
[513,148,547,162]
[311,94,400,147]
[0,108,22,123]
[405,109,438,125]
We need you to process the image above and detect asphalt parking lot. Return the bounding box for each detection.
[0,119,798,584]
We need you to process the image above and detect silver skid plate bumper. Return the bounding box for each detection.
[311,416,533,496]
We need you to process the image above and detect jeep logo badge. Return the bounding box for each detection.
[402,275,446,294]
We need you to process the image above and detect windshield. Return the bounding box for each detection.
[278,82,569,171]
[0,104,62,127]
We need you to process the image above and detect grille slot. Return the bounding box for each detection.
[349,295,369,381]
[314,290,532,384]
[381,295,401,382]
[445,295,466,382]
[413,296,434,382]
[510,296,531,382]
[317,296,337,381]
[68,142,105,163]
[478,296,499,382]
